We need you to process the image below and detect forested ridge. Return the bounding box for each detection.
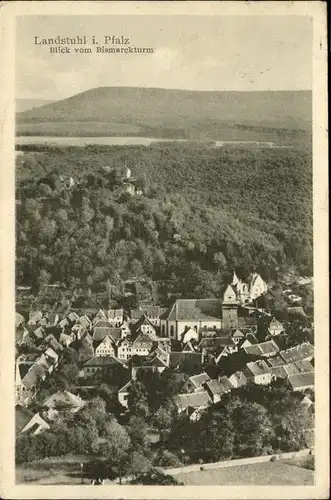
[16,87,311,141]
[16,143,312,305]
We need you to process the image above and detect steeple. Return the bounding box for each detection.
[222,284,238,304]
[231,271,239,287]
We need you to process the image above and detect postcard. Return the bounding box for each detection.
[0,1,328,499]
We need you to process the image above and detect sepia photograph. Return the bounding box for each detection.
[0,1,328,498]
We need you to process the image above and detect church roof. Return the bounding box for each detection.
[161,299,222,322]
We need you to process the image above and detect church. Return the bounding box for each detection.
[159,272,267,341]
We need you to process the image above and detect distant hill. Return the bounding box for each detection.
[16,99,54,113]
[16,87,312,140]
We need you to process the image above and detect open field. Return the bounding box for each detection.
[173,460,315,486]
[16,453,315,485]
[16,454,93,485]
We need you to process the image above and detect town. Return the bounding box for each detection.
[15,269,314,484]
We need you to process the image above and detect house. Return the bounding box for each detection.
[199,336,238,361]
[32,326,45,341]
[19,362,48,403]
[144,306,161,326]
[15,361,34,404]
[131,306,161,326]
[205,377,233,403]
[93,323,113,342]
[82,355,125,378]
[108,328,124,344]
[160,299,223,340]
[16,405,50,435]
[245,332,259,345]
[40,334,63,353]
[283,363,301,376]
[188,372,210,392]
[249,273,268,302]
[157,337,171,353]
[182,340,196,353]
[117,338,133,361]
[231,329,245,344]
[244,340,279,358]
[300,395,314,413]
[16,313,25,328]
[270,365,288,379]
[48,313,59,327]
[124,182,136,195]
[268,317,284,336]
[59,331,75,347]
[198,335,231,352]
[28,310,43,326]
[68,311,79,323]
[118,380,133,408]
[133,353,169,376]
[37,353,55,375]
[108,309,123,327]
[76,333,94,363]
[169,351,203,375]
[214,338,239,362]
[230,271,268,305]
[173,391,211,420]
[133,315,158,340]
[271,359,314,381]
[266,355,285,368]
[58,317,69,330]
[92,309,108,325]
[148,345,170,366]
[78,315,92,330]
[228,371,248,388]
[239,339,253,350]
[120,322,131,337]
[95,335,117,357]
[295,359,314,373]
[43,390,84,415]
[287,306,306,319]
[44,347,59,367]
[288,372,314,392]
[279,342,314,364]
[130,309,143,324]
[182,327,199,344]
[132,333,154,356]
[243,360,272,385]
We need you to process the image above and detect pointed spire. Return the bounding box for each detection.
[231,271,239,287]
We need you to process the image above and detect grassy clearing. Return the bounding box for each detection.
[283,455,315,470]
[16,454,93,485]
[173,461,315,486]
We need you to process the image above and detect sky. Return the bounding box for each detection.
[16,15,312,100]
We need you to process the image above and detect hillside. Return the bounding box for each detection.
[15,143,312,304]
[16,99,54,113]
[16,87,312,140]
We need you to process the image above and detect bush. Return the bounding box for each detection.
[154,450,182,468]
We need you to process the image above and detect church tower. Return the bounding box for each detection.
[222,284,239,329]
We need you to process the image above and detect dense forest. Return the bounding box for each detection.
[16,143,312,308]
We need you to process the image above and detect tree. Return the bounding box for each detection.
[195,409,235,461]
[213,252,227,274]
[126,416,149,451]
[131,468,183,485]
[127,381,150,419]
[231,401,275,457]
[101,418,131,458]
[154,449,182,467]
[126,451,151,479]
[151,406,173,431]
